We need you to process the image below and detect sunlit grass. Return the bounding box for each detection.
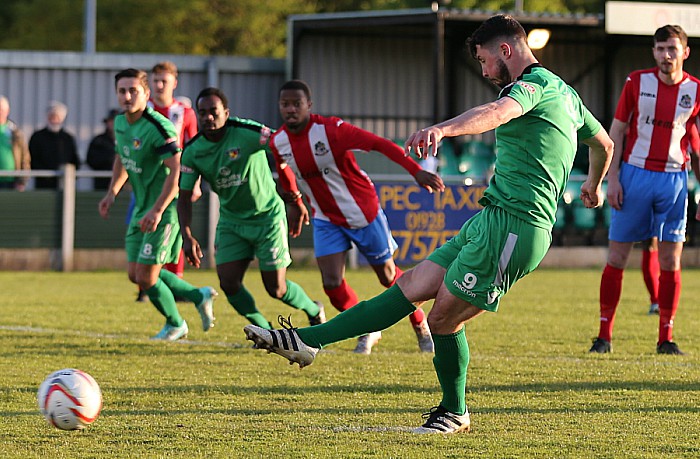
[0,268,698,458]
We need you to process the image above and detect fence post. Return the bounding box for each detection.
[61,164,76,272]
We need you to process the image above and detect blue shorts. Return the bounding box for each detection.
[609,163,687,243]
[313,209,398,265]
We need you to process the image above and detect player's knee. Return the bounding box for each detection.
[264,284,286,299]
[219,280,242,297]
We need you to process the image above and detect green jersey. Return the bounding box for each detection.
[0,122,15,183]
[481,64,602,230]
[114,107,181,222]
[180,117,283,224]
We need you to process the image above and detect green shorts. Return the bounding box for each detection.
[427,205,551,312]
[215,216,292,271]
[125,213,182,265]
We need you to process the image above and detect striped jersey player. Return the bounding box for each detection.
[592,25,700,356]
[270,79,445,354]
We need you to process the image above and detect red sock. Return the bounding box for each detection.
[641,249,659,304]
[164,250,185,278]
[324,279,358,312]
[598,264,623,341]
[387,266,404,287]
[387,266,425,325]
[657,269,681,344]
[409,307,425,326]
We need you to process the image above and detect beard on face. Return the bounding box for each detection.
[490,58,512,89]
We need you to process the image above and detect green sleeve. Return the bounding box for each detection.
[179,149,199,191]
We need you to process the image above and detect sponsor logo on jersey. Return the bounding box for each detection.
[181,165,194,173]
[640,91,656,98]
[216,166,247,188]
[228,148,240,160]
[297,168,330,180]
[679,94,692,109]
[516,81,536,94]
[314,141,330,156]
[132,138,142,150]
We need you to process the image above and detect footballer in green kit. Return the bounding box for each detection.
[99,68,217,342]
[178,87,324,330]
[244,15,614,434]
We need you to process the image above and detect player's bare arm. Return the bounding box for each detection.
[605,118,628,210]
[405,97,523,158]
[579,129,614,209]
[177,189,203,268]
[98,156,128,219]
[285,198,309,238]
[413,169,445,194]
[139,154,180,233]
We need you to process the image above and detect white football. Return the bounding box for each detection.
[37,368,102,430]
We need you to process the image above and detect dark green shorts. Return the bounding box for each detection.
[428,206,551,312]
[215,216,292,271]
[125,215,182,265]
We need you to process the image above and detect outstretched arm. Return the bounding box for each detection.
[405,97,523,158]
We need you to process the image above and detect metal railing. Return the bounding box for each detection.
[0,165,219,271]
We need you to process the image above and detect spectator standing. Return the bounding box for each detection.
[0,95,30,191]
[29,101,80,189]
[86,108,119,190]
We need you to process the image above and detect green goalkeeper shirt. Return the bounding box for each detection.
[480,64,602,230]
[180,117,284,224]
[114,107,181,222]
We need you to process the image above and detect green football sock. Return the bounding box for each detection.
[159,269,203,304]
[280,280,320,317]
[432,328,469,416]
[228,287,271,329]
[145,278,184,327]
[297,284,415,348]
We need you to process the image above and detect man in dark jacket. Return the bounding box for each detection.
[29,101,80,189]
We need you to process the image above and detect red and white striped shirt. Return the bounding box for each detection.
[615,68,700,172]
[271,114,421,229]
[148,99,197,148]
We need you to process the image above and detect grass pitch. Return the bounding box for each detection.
[0,268,698,458]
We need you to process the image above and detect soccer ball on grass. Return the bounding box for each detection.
[37,368,102,430]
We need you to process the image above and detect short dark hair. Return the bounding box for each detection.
[654,25,687,48]
[467,14,527,59]
[114,68,148,90]
[195,87,229,110]
[280,80,312,100]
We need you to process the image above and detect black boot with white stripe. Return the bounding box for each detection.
[244,315,319,369]
[412,405,471,434]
